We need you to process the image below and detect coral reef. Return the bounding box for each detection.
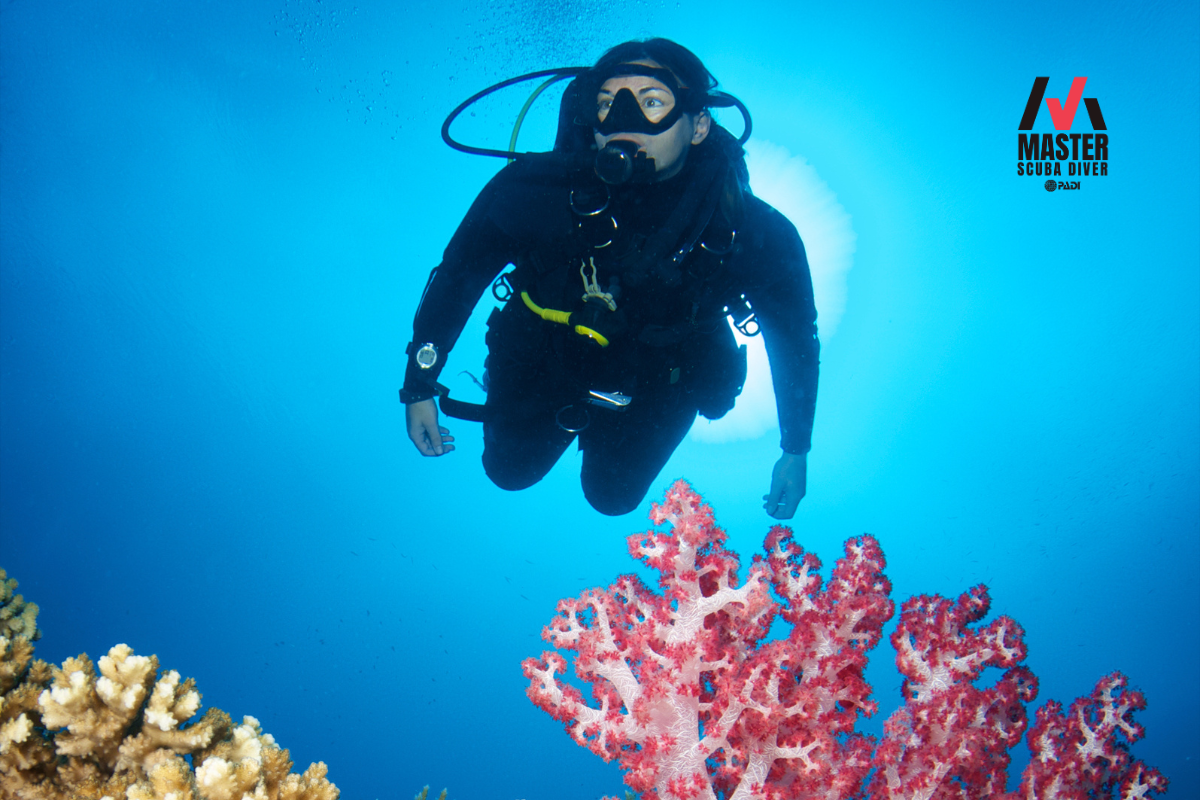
[523,480,1168,800]
[0,570,338,800]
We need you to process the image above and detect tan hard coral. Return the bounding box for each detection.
[0,568,59,798]
[192,715,338,800]
[0,570,41,646]
[0,567,338,800]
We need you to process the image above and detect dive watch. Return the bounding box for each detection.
[414,342,438,370]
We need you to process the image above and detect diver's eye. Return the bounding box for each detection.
[644,97,663,108]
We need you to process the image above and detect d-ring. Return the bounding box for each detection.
[570,186,611,216]
[555,404,590,433]
[700,229,737,255]
[575,214,618,249]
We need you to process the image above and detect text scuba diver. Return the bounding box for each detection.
[1017,132,1110,176]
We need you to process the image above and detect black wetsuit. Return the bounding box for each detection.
[404,136,819,515]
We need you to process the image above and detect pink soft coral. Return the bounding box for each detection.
[522,480,1166,800]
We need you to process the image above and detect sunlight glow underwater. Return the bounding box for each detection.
[691,139,856,444]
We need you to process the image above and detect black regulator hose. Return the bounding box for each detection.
[441,69,753,160]
[441,67,589,159]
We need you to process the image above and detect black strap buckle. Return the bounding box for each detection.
[492,272,514,302]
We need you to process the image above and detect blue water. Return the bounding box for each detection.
[2,1,1196,798]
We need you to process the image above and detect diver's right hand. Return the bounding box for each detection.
[406,398,455,456]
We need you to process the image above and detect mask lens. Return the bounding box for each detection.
[594,86,683,137]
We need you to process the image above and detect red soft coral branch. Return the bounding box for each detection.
[522,481,1167,800]
[867,584,1038,799]
[1010,672,1169,800]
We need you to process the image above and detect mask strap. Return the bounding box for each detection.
[606,63,681,90]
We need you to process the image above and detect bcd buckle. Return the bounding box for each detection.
[726,293,759,336]
[492,272,514,302]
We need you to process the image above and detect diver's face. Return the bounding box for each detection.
[593,65,710,181]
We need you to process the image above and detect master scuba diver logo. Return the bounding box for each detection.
[1017,77,1108,186]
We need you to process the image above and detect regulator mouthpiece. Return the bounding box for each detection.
[595,139,655,185]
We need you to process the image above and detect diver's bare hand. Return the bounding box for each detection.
[406,398,455,456]
[763,452,806,519]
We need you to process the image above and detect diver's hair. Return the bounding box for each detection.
[591,38,718,105]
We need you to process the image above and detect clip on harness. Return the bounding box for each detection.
[520,257,617,347]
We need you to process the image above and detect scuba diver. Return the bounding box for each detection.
[401,38,819,518]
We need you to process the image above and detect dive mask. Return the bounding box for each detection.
[594,86,685,137]
[590,63,697,137]
[590,63,697,185]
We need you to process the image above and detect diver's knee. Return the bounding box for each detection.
[483,459,543,492]
[482,444,557,491]
[583,485,642,516]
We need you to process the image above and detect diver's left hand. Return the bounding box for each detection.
[763,452,807,519]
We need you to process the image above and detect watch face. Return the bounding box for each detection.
[416,343,438,369]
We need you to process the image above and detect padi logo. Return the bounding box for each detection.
[1017,77,1109,186]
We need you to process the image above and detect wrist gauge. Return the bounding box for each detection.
[415,342,438,370]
